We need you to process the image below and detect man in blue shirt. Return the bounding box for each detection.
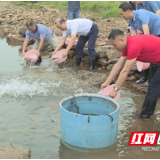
[22,20,58,64]
[68,1,80,20]
[119,3,160,87]
[132,1,160,87]
[119,3,160,36]
[133,1,160,16]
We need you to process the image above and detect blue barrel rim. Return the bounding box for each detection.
[60,93,120,117]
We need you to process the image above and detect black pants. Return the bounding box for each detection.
[75,23,99,59]
[147,65,160,100]
[142,63,158,82]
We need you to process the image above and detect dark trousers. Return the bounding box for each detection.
[75,23,99,59]
[147,65,160,100]
[142,63,158,82]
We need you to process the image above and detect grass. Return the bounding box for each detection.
[12,1,122,17]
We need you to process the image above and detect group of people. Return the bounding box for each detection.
[22,1,98,70]
[21,1,160,119]
[129,1,160,88]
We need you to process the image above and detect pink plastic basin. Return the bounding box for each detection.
[51,49,67,64]
[23,49,38,64]
[136,61,150,72]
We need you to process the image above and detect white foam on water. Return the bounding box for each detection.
[23,59,59,72]
[0,77,62,98]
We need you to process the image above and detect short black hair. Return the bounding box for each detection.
[119,2,133,11]
[108,29,124,40]
[26,20,35,27]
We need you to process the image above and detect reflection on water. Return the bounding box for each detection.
[0,38,160,158]
[59,141,118,159]
[0,38,22,74]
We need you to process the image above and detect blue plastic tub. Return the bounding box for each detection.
[60,93,120,149]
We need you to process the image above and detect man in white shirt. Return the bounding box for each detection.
[53,18,99,70]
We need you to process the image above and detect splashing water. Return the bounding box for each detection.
[0,77,62,98]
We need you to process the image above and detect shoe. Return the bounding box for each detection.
[74,57,82,66]
[141,80,149,87]
[135,77,147,84]
[140,65,158,87]
[140,96,157,118]
[89,58,96,71]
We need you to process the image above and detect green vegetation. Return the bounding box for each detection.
[12,1,122,17]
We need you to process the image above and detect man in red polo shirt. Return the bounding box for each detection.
[101,29,160,118]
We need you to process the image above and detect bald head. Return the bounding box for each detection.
[56,18,65,25]
[55,18,66,30]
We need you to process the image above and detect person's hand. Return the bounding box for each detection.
[21,51,25,58]
[52,50,57,57]
[62,49,68,58]
[37,51,41,58]
[101,82,109,90]
[108,89,117,99]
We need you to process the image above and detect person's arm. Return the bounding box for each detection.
[21,39,28,57]
[52,37,66,56]
[62,34,77,57]
[109,58,136,98]
[22,30,30,57]
[114,58,136,89]
[142,24,150,34]
[147,1,160,16]
[156,10,160,16]
[62,22,78,57]
[66,34,76,52]
[101,56,127,90]
[138,11,150,34]
[128,20,137,35]
[61,22,78,57]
